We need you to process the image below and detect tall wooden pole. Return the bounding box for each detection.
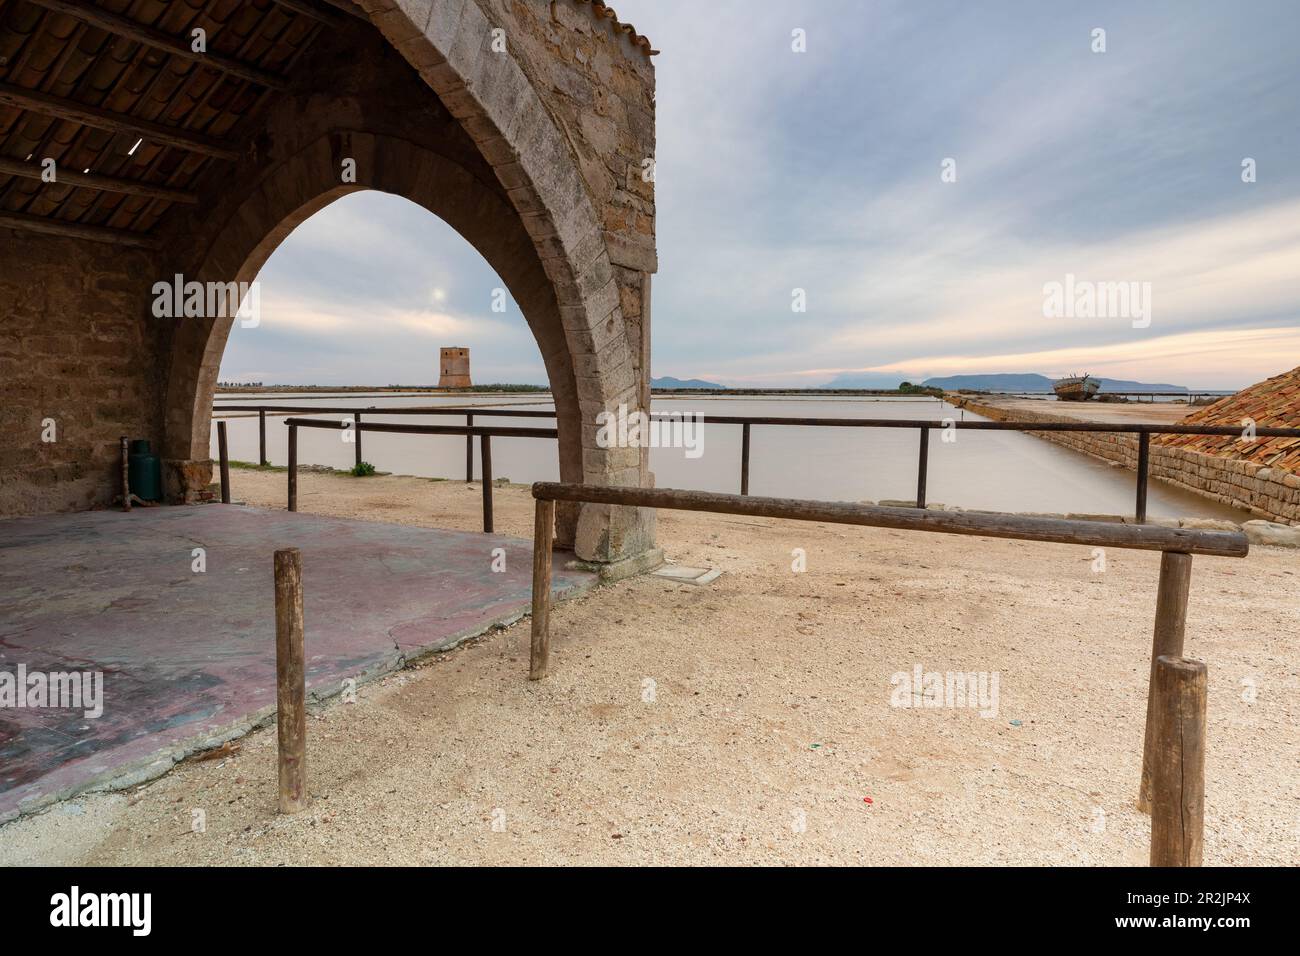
[480,433,493,533]
[119,436,131,512]
[916,426,930,509]
[465,413,474,481]
[274,548,308,814]
[1149,656,1206,866]
[217,420,231,504]
[258,409,268,466]
[1136,431,1150,524]
[287,424,298,512]
[353,412,362,470]
[740,422,751,496]
[529,498,556,680]
[1139,551,1193,812]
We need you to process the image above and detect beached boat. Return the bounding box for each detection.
[1053,374,1101,401]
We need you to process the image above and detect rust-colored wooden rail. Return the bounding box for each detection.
[526,482,1245,865]
[216,402,1300,524]
[530,483,1249,557]
[282,418,557,531]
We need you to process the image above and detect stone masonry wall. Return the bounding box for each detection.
[478,0,658,437]
[953,396,1300,525]
[465,0,659,559]
[2,2,660,552]
[0,237,162,515]
[491,0,657,273]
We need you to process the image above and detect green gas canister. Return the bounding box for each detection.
[127,439,162,502]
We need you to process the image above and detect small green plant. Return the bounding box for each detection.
[351,461,376,477]
[898,382,944,396]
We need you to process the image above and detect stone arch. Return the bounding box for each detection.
[163,2,655,562]
[361,0,652,561]
[164,131,585,501]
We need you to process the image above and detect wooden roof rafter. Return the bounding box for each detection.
[0,153,197,202]
[0,0,348,248]
[0,82,242,159]
[269,0,367,30]
[21,0,290,90]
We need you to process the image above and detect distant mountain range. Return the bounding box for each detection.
[919,373,1188,393]
[652,376,725,389]
[656,371,1189,393]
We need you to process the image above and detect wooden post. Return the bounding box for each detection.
[740,422,751,496]
[1139,551,1192,812]
[353,412,362,470]
[287,424,298,512]
[217,420,231,504]
[465,412,474,482]
[1149,656,1206,866]
[274,548,308,814]
[1136,431,1150,524]
[916,426,930,509]
[119,436,131,512]
[529,497,556,680]
[258,409,267,466]
[480,432,493,533]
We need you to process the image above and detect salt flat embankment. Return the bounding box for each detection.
[949,394,1300,528]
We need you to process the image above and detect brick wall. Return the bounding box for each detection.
[953,397,1300,525]
[0,237,162,515]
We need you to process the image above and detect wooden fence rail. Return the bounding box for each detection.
[215,402,1300,525]
[280,418,557,531]
[526,481,1243,865]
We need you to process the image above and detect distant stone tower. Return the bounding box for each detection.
[438,347,472,388]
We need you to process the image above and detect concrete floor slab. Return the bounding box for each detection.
[652,565,722,586]
[0,505,595,822]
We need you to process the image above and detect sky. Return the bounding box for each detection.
[219,0,1300,391]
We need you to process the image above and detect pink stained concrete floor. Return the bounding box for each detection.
[0,504,595,822]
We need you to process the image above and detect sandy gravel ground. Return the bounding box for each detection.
[2,470,1296,866]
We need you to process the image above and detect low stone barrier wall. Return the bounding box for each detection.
[949,396,1300,527]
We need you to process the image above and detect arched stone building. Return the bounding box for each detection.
[0,0,658,563]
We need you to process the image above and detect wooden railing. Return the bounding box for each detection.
[281,417,557,533]
[214,404,552,480]
[214,402,1300,524]
[525,481,1249,866]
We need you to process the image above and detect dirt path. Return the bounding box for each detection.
[2,471,1296,866]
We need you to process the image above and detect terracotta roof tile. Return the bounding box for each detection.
[576,0,658,56]
[1156,365,1300,473]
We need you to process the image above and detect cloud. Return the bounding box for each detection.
[869,326,1300,386]
[218,0,1300,392]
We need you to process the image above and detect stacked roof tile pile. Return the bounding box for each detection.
[1157,365,1300,473]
